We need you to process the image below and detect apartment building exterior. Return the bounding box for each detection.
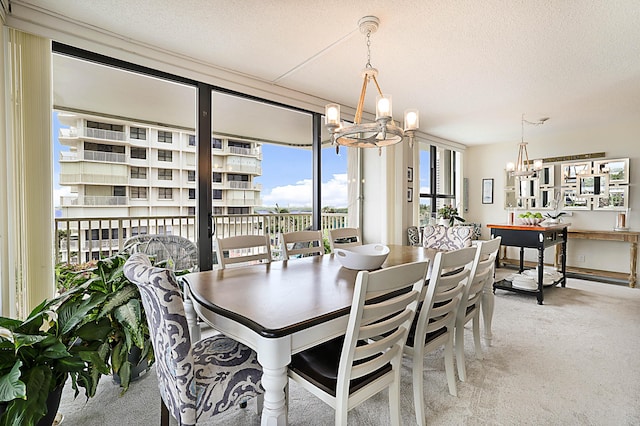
[56,111,263,262]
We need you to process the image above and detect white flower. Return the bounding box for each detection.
[38,310,58,333]
[0,326,14,343]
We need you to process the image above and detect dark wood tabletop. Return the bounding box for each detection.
[183,244,437,338]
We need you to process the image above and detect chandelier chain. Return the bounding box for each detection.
[365,30,372,69]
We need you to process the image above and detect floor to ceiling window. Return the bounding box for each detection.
[418,142,461,226]
[51,43,352,270]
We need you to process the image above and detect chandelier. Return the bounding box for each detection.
[325,16,419,154]
[506,114,548,177]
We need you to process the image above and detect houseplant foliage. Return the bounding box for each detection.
[0,288,112,425]
[437,204,466,226]
[56,251,154,394]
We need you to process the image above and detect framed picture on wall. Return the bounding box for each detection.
[407,167,413,182]
[482,178,494,204]
[407,188,413,202]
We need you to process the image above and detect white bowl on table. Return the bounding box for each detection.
[516,217,544,226]
[334,244,390,270]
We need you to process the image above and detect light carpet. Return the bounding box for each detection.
[58,275,640,425]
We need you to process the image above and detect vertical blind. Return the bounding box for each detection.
[3,28,54,317]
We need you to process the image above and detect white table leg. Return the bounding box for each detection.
[182,286,201,342]
[257,337,291,426]
[481,280,494,346]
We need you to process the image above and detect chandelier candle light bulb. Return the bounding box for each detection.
[404,109,419,130]
[376,95,392,119]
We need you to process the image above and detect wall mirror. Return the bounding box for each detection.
[537,188,555,209]
[562,188,590,210]
[578,174,609,197]
[594,186,628,210]
[561,162,591,185]
[594,158,629,184]
[535,165,555,186]
[517,177,539,199]
[504,190,521,209]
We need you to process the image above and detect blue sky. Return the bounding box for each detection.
[53,113,349,209]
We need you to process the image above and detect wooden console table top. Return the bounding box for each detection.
[567,229,639,243]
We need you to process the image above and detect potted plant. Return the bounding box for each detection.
[437,205,465,227]
[0,287,112,425]
[56,251,154,393]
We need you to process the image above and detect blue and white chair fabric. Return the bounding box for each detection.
[422,225,473,251]
[124,253,263,426]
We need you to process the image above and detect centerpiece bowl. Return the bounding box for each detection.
[334,244,390,270]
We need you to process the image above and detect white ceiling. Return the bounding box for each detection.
[13,0,640,146]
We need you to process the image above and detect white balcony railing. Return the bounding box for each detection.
[60,196,128,206]
[85,127,126,141]
[83,151,127,163]
[55,213,349,265]
[60,174,128,185]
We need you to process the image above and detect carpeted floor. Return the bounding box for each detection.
[58,273,640,425]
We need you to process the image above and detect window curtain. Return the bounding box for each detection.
[2,28,53,317]
[346,147,361,230]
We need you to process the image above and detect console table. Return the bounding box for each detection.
[488,223,569,304]
[559,229,638,288]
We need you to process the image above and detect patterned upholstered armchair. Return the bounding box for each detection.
[124,253,263,426]
[422,225,473,251]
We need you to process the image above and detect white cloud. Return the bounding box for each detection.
[53,186,72,208]
[262,173,348,208]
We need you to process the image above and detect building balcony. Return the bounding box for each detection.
[61,196,129,206]
[60,173,128,185]
[84,127,126,142]
[83,151,127,163]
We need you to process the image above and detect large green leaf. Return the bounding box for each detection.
[12,334,47,351]
[0,366,52,426]
[0,361,26,402]
[73,317,112,342]
[97,285,138,319]
[38,340,70,360]
[113,299,144,349]
[57,292,108,335]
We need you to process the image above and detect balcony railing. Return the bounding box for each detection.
[83,151,127,163]
[60,196,129,206]
[55,212,349,265]
[59,173,128,185]
[85,127,126,141]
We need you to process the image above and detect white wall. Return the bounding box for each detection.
[464,115,640,276]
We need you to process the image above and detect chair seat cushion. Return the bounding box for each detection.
[289,336,391,397]
[193,335,263,416]
[405,302,448,348]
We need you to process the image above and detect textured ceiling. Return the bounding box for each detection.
[12,0,640,146]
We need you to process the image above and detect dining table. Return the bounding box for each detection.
[182,244,485,425]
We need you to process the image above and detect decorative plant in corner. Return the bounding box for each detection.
[437,204,466,227]
[0,284,112,425]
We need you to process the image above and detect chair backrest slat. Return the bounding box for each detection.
[328,227,362,252]
[335,260,429,403]
[282,230,324,260]
[216,235,271,269]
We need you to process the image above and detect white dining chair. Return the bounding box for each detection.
[404,247,475,426]
[455,236,502,382]
[281,230,324,260]
[328,227,361,252]
[215,234,271,269]
[288,260,429,426]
